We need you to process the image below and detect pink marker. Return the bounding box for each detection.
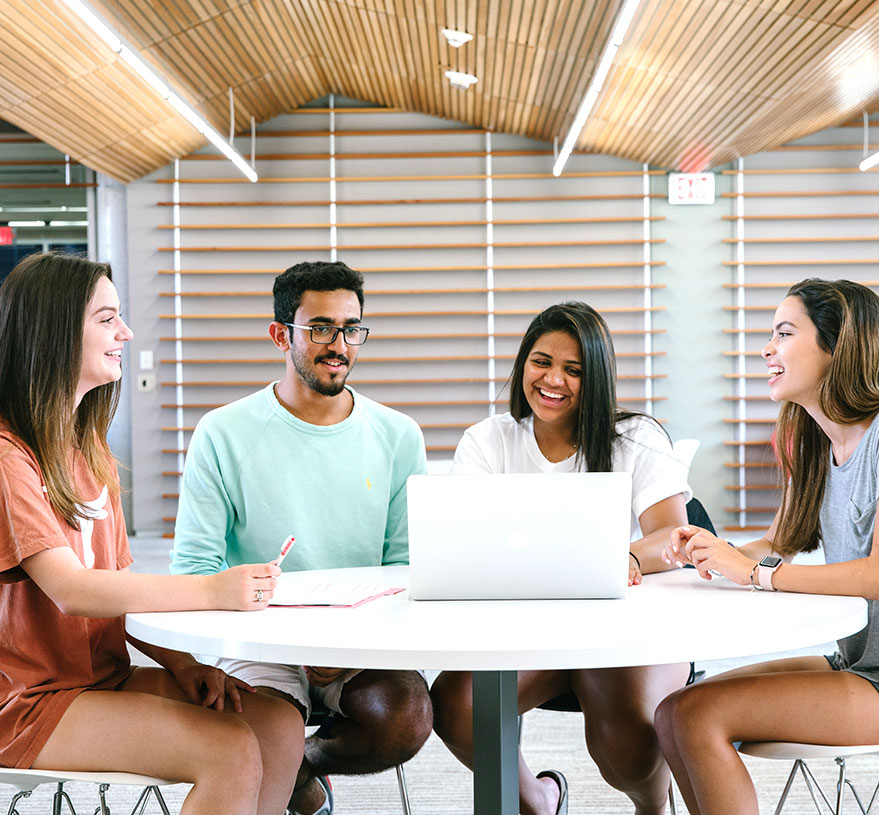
[273,535,295,567]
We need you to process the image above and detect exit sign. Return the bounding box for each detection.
[668,172,715,205]
[0,227,12,245]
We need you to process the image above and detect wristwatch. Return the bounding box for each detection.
[755,555,783,591]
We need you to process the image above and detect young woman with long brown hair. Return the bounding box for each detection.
[0,253,302,815]
[655,278,879,814]
[431,301,693,815]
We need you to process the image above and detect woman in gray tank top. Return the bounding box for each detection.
[653,278,879,815]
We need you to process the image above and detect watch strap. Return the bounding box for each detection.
[758,562,779,591]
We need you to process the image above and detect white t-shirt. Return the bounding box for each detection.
[452,412,692,541]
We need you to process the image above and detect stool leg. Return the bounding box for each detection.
[799,759,837,814]
[846,777,875,815]
[395,765,412,815]
[96,782,110,815]
[667,780,677,814]
[6,789,32,815]
[835,757,847,815]
[772,760,801,815]
[151,787,171,815]
[53,782,77,815]
[128,786,153,815]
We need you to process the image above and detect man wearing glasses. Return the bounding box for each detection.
[171,260,430,815]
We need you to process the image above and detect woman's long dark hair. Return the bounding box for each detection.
[774,278,879,556]
[508,301,645,472]
[0,253,120,528]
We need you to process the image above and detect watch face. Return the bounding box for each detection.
[760,555,783,569]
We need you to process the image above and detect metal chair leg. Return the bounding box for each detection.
[395,765,412,815]
[127,785,170,815]
[771,759,801,815]
[836,757,847,815]
[52,782,77,815]
[95,782,111,815]
[5,789,32,815]
[846,772,879,814]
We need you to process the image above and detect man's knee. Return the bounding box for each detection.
[386,673,433,758]
[586,707,663,788]
[429,671,472,742]
[347,671,433,762]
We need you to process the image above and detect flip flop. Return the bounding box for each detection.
[536,769,568,815]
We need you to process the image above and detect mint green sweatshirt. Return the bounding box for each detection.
[170,384,426,575]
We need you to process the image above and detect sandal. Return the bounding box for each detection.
[536,769,568,815]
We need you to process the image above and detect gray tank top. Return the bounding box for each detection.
[820,413,879,683]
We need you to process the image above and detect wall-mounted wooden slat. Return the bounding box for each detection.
[154,170,667,185]
[159,329,668,341]
[159,375,668,387]
[157,194,667,208]
[158,239,665,252]
[158,216,665,230]
[720,190,879,198]
[722,258,879,266]
[159,261,667,274]
[159,307,665,320]
[159,284,666,297]
[160,352,668,364]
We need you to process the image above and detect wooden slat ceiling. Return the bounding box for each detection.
[1,0,879,183]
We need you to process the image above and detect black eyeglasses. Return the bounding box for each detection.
[284,323,370,346]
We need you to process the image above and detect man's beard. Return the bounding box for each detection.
[292,348,351,396]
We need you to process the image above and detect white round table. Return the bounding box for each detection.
[127,565,867,815]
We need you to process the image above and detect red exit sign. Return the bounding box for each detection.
[0,227,12,245]
[668,172,715,205]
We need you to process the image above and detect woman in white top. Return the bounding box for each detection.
[431,302,693,815]
[655,279,879,815]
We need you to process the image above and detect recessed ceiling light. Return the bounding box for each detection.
[441,28,473,48]
[445,70,478,90]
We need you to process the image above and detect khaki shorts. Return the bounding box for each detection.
[201,656,361,720]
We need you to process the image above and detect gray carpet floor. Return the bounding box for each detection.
[4,536,878,814]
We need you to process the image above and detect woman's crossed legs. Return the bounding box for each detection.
[655,655,879,815]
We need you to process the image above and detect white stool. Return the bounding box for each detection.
[0,767,174,815]
[738,741,879,814]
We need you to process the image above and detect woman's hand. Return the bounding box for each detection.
[628,552,642,586]
[664,526,757,585]
[209,562,280,611]
[171,661,256,713]
[662,525,700,569]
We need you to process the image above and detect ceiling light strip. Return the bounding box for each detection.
[552,0,643,177]
[60,0,258,183]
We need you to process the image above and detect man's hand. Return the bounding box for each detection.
[304,666,358,687]
[171,661,256,712]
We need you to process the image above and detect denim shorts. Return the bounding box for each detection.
[824,653,879,693]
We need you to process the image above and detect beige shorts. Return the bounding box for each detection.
[201,656,361,720]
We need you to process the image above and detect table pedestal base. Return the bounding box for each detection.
[473,670,519,815]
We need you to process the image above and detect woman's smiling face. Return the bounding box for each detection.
[522,330,582,433]
[762,295,832,407]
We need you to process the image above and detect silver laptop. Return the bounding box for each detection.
[407,472,632,600]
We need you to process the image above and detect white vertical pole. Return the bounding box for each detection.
[173,159,185,489]
[735,158,747,528]
[642,163,653,414]
[329,94,337,262]
[485,132,496,414]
